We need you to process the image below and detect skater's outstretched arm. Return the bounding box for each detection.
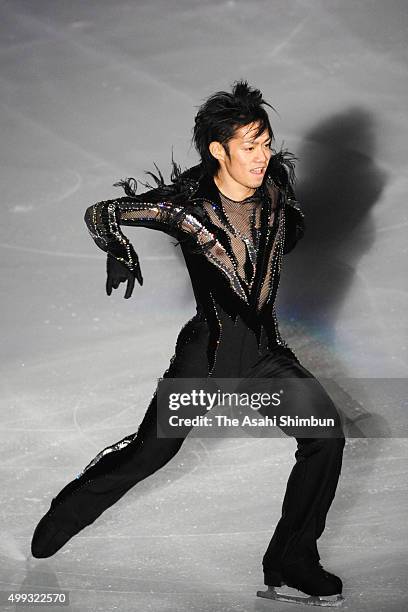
[84,193,215,298]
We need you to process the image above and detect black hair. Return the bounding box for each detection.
[192,79,277,176]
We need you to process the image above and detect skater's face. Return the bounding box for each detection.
[209,122,273,192]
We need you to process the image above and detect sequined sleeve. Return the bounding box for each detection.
[283,191,305,255]
[84,197,213,273]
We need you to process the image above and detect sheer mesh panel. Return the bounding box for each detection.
[200,191,269,307]
[258,208,283,308]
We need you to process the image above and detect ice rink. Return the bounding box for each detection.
[1,1,407,610]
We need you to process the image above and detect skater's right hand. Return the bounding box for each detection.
[106,253,143,299]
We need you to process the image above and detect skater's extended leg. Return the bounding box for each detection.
[31,316,212,558]
[31,391,187,558]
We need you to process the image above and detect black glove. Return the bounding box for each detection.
[106,253,143,299]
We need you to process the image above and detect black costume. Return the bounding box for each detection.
[31,151,345,590]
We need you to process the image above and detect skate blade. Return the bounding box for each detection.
[257,586,344,607]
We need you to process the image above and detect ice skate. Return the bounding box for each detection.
[257,585,344,607]
[31,472,122,558]
[31,497,84,559]
[257,561,344,607]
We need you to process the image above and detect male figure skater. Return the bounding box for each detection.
[31,81,346,606]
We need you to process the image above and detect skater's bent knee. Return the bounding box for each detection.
[296,435,345,458]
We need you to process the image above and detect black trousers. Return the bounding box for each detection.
[44,312,345,582]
